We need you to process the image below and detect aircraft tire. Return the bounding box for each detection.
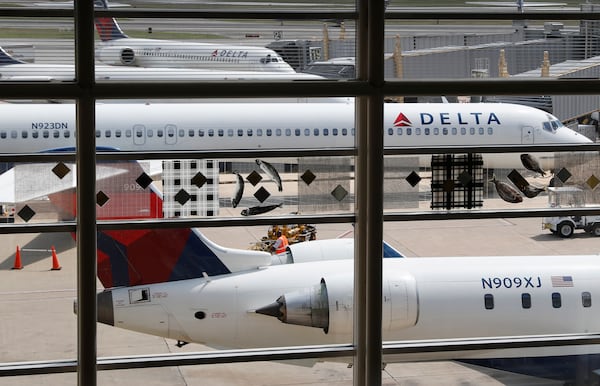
[591,223,600,237]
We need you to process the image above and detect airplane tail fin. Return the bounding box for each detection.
[0,46,26,65]
[46,157,269,289]
[94,0,129,41]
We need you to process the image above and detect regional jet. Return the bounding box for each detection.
[61,156,600,386]
[93,0,295,73]
[0,101,591,169]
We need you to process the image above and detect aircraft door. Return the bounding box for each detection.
[165,124,177,145]
[521,126,534,144]
[133,124,146,145]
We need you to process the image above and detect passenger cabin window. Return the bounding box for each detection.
[484,294,494,310]
[552,292,562,308]
[521,293,531,309]
[582,292,592,307]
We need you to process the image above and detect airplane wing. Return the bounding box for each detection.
[0,160,161,204]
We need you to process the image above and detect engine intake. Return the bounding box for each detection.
[256,273,418,335]
[96,46,136,66]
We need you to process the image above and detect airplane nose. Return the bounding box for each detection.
[98,290,114,326]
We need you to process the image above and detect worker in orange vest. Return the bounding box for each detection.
[273,230,289,254]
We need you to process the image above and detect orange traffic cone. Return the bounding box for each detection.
[50,246,62,271]
[12,246,23,270]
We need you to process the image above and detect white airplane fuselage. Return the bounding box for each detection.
[0,62,319,81]
[0,102,590,169]
[96,38,296,73]
[100,255,600,361]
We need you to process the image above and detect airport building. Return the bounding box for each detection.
[0,1,599,386]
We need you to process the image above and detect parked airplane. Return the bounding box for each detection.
[0,101,591,169]
[0,46,320,81]
[466,1,567,11]
[58,155,600,385]
[93,0,296,73]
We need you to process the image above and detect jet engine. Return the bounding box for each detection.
[271,238,354,265]
[96,46,136,65]
[256,273,418,335]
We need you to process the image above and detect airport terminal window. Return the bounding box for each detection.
[4,3,600,386]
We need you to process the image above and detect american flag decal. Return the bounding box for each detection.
[551,275,574,287]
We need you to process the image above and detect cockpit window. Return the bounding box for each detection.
[543,119,563,133]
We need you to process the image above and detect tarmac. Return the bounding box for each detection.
[0,192,599,385]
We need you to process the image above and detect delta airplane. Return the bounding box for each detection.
[61,158,600,385]
[0,47,320,81]
[0,101,591,169]
[93,0,296,73]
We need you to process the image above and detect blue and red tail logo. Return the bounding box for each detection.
[47,158,230,288]
[95,17,128,41]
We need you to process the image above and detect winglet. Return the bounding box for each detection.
[0,47,26,65]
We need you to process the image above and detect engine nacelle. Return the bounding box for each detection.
[96,46,136,66]
[256,272,418,336]
[271,238,354,265]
